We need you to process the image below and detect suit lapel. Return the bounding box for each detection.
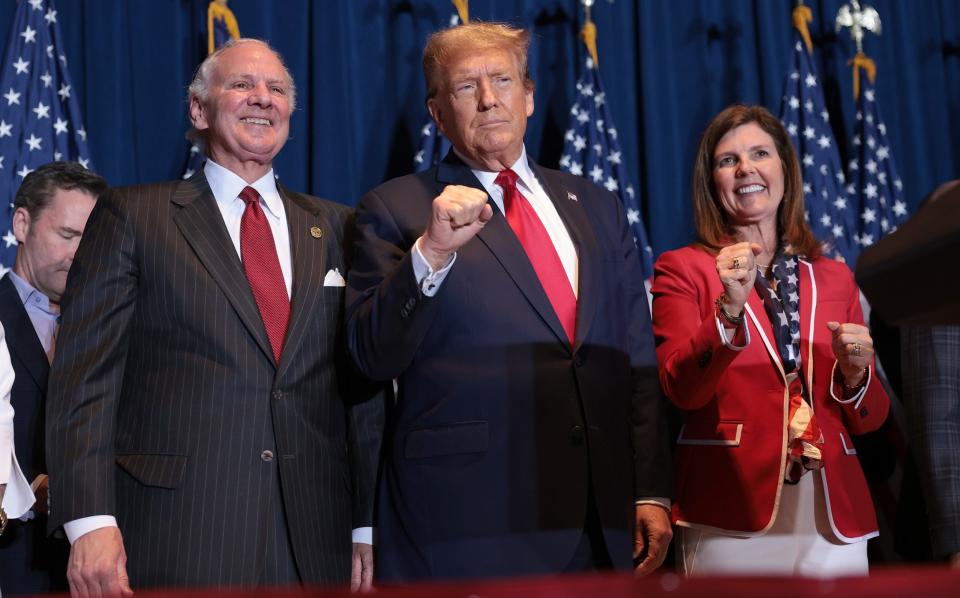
[0,275,49,389]
[745,287,788,384]
[530,162,600,351]
[276,184,326,379]
[171,173,275,367]
[436,153,570,349]
[798,259,817,396]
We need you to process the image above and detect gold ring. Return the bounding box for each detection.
[852,343,862,357]
[732,257,742,269]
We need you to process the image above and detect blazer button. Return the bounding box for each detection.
[400,307,410,318]
[573,354,584,367]
[271,390,284,400]
[405,298,417,310]
[261,450,274,462]
[570,425,585,445]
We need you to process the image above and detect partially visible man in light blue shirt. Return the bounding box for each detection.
[0,161,106,595]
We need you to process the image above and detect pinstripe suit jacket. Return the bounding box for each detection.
[902,325,960,558]
[46,173,384,588]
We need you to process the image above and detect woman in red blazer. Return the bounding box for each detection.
[651,105,890,577]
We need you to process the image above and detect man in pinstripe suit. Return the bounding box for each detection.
[46,39,383,595]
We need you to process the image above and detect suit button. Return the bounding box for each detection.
[570,425,585,445]
[400,307,410,318]
[261,450,274,462]
[405,298,417,310]
[573,354,584,367]
[271,390,284,400]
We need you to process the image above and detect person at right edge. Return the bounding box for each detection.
[651,104,890,577]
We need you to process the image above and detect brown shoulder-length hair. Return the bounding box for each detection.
[691,104,821,260]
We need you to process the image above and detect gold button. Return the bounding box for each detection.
[310,226,323,239]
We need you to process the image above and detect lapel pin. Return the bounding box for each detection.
[310,226,323,239]
[567,191,578,202]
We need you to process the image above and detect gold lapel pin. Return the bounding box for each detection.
[567,191,578,202]
[310,226,323,239]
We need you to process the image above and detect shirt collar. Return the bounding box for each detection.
[8,270,55,315]
[457,145,536,194]
[203,159,283,218]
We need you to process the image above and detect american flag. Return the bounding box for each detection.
[779,35,857,264]
[846,74,908,251]
[0,0,93,272]
[413,13,459,173]
[182,0,240,180]
[560,56,653,280]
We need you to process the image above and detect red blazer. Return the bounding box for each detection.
[651,245,889,542]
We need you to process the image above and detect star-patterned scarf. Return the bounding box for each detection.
[754,249,824,483]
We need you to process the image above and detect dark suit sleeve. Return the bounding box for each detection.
[336,206,387,531]
[345,187,442,381]
[607,189,674,500]
[46,190,138,531]
[344,363,385,531]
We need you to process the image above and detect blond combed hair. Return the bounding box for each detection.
[422,21,533,99]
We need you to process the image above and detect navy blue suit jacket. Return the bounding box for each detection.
[346,152,672,581]
[0,273,69,593]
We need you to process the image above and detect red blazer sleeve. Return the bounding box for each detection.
[651,248,745,411]
[825,264,889,435]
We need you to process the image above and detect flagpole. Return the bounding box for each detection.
[836,0,880,100]
[451,0,469,25]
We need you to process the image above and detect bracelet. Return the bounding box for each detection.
[715,294,744,326]
[0,507,7,536]
[843,367,868,391]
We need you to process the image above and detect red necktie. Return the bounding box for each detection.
[239,186,290,362]
[495,169,577,344]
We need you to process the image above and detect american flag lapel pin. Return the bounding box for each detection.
[567,191,578,202]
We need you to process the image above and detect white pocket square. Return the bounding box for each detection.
[323,267,346,287]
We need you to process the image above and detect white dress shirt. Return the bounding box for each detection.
[64,161,372,545]
[1,322,35,520]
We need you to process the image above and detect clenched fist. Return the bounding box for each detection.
[420,185,493,270]
[715,241,763,315]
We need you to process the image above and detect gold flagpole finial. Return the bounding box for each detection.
[836,0,882,99]
[792,2,814,54]
[207,0,240,55]
[580,0,599,67]
[451,0,469,25]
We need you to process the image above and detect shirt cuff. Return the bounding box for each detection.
[412,237,456,297]
[0,451,35,519]
[352,526,373,545]
[64,515,118,544]
[829,361,871,411]
[635,497,671,511]
[715,314,750,350]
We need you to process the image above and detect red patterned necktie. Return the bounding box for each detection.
[239,186,290,362]
[494,169,577,344]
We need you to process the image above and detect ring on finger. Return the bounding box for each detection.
[732,257,742,269]
[852,342,862,357]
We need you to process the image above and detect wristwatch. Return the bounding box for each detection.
[0,507,8,536]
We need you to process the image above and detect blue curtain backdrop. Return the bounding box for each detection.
[1,0,957,257]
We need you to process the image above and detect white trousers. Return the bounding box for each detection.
[679,472,869,578]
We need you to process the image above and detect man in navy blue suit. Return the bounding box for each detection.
[0,161,105,594]
[347,22,673,581]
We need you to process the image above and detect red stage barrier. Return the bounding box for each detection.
[38,566,960,598]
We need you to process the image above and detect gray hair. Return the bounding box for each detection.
[186,38,297,146]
